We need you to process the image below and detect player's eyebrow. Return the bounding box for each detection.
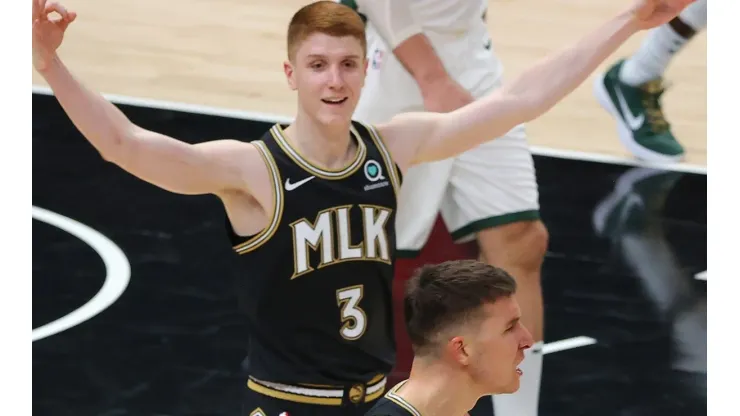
[306,53,362,60]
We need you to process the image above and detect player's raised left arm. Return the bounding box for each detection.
[377,0,695,172]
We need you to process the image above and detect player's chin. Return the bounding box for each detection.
[317,107,353,125]
[500,370,522,394]
[500,381,521,394]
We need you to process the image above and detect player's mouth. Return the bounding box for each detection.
[322,97,348,105]
[515,355,524,376]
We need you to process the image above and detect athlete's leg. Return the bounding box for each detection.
[621,0,707,86]
[441,123,547,416]
[594,0,707,162]
[478,223,547,416]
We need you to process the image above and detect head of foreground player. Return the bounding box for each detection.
[283,1,367,132]
[401,260,534,415]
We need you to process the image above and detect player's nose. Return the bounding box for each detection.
[327,66,344,88]
[519,323,534,349]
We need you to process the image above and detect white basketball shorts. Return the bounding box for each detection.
[353,24,541,255]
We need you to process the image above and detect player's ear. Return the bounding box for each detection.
[284,60,297,91]
[446,335,471,366]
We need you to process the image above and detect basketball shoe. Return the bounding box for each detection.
[593,60,685,163]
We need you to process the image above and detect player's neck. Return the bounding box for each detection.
[283,112,356,171]
[398,360,480,416]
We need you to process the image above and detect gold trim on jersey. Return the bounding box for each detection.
[385,380,423,416]
[357,121,402,198]
[299,373,385,389]
[271,124,367,180]
[233,140,284,254]
[247,374,387,406]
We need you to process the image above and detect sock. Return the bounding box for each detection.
[677,0,707,33]
[619,0,706,87]
[492,341,543,416]
[619,25,688,86]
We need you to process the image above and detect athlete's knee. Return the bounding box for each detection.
[477,219,549,274]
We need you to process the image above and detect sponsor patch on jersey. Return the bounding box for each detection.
[364,159,389,191]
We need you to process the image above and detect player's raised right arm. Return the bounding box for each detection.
[33,1,256,197]
[38,56,254,196]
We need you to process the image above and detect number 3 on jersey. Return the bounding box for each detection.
[336,285,367,340]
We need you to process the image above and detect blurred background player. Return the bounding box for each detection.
[341,1,548,414]
[594,0,707,163]
[365,260,534,416]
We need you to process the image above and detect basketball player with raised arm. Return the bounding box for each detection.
[365,260,534,416]
[32,0,695,414]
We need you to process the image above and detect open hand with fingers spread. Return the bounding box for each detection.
[32,0,77,72]
[628,0,697,30]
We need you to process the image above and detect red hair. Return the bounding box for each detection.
[287,1,367,61]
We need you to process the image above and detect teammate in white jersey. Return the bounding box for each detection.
[342,1,547,415]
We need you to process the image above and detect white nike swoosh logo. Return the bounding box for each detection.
[284,176,315,191]
[615,86,645,130]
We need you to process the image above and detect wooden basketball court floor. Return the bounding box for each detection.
[31,1,707,415]
[30,0,707,166]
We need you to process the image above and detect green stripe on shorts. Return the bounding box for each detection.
[450,210,541,241]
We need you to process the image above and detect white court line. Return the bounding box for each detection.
[31,85,707,175]
[542,336,597,355]
[695,270,707,281]
[32,206,131,342]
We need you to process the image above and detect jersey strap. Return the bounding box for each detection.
[354,121,403,198]
[384,380,422,416]
[232,140,285,254]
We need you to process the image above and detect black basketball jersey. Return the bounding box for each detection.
[365,380,421,416]
[227,121,402,386]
